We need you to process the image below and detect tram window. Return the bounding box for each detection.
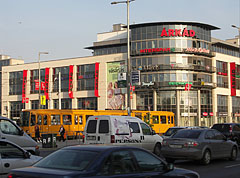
[30,115,36,126]
[171,116,174,124]
[38,115,42,125]
[63,115,72,125]
[160,116,166,124]
[74,116,78,125]
[43,115,48,125]
[152,115,159,124]
[51,115,60,125]
[168,116,170,124]
[79,116,83,125]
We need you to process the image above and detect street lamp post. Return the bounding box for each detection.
[111,0,135,116]
[38,52,49,109]
[231,25,240,60]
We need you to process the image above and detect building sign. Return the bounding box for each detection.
[210,112,214,116]
[22,70,27,103]
[184,48,210,54]
[181,113,197,116]
[131,71,140,86]
[69,65,74,99]
[41,95,46,105]
[107,61,125,110]
[94,62,100,97]
[160,28,195,37]
[44,68,50,100]
[230,62,236,96]
[117,72,127,88]
[142,81,154,87]
[78,73,94,79]
[140,48,175,54]
[35,80,39,90]
[185,84,192,91]
[169,82,193,86]
[203,112,208,116]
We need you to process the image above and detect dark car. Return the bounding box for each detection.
[162,128,238,165]
[8,145,199,178]
[211,123,240,146]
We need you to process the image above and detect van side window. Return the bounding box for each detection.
[87,120,97,133]
[140,123,151,135]
[160,116,166,124]
[0,142,25,159]
[30,114,36,126]
[129,122,140,133]
[99,120,109,133]
[86,115,93,122]
[0,120,20,135]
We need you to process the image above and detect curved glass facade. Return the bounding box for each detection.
[130,22,216,127]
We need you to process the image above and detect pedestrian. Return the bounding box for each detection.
[59,125,65,142]
[35,123,41,143]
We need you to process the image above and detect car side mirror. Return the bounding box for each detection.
[152,130,156,135]
[165,163,174,171]
[19,129,24,136]
[24,151,31,159]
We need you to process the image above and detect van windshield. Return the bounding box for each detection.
[20,111,30,127]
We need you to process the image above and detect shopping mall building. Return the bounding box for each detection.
[1,21,240,127]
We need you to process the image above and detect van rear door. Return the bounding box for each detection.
[97,119,111,144]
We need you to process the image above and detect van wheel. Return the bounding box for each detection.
[200,150,211,165]
[154,143,161,157]
[229,146,238,161]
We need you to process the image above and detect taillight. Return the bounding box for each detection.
[7,174,13,178]
[82,135,85,143]
[184,141,199,147]
[111,135,115,143]
[229,125,233,133]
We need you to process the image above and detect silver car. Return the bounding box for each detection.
[162,128,238,165]
[0,139,42,178]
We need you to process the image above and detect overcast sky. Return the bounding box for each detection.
[0,0,239,63]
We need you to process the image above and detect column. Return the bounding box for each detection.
[198,90,201,126]
[176,90,180,126]
[153,90,157,111]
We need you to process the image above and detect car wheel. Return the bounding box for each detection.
[165,158,175,163]
[229,146,238,161]
[154,143,161,157]
[200,150,211,165]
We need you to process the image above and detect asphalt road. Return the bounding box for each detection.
[39,143,240,178]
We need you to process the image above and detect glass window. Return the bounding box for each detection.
[86,120,97,133]
[43,115,48,125]
[172,129,201,139]
[38,115,42,125]
[102,150,137,175]
[0,142,25,159]
[30,114,36,126]
[132,150,164,172]
[140,123,151,135]
[63,115,72,125]
[51,115,60,125]
[160,116,166,124]
[0,120,20,135]
[99,120,109,133]
[129,122,140,133]
[152,115,159,124]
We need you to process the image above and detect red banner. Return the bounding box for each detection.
[94,62,100,97]
[44,68,50,99]
[22,70,27,103]
[230,62,236,96]
[68,65,74,99]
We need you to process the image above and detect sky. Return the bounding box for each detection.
[0,0,239,63]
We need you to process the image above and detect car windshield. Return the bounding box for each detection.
[212,124,230,132]
[164,128,183,136]
[172,129,202,139]
[34,149,99,171]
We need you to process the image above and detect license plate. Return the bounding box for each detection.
[86,136,96,140]
[169,144,182,148]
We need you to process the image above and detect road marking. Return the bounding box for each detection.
[225,164,240,168]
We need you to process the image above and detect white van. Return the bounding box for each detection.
[84,115,163,156]
[0,116,40,155]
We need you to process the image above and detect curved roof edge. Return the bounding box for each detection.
[129,21,220,30]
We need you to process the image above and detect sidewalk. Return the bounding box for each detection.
[38,138,84,152]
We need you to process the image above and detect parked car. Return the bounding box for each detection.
[0,139,42,178]
[0,116,40,155]
[8,145,199,178]
[162,128,238,165]
[211,123,240,146]
[84,115,163,156]
[162,126,208,139]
